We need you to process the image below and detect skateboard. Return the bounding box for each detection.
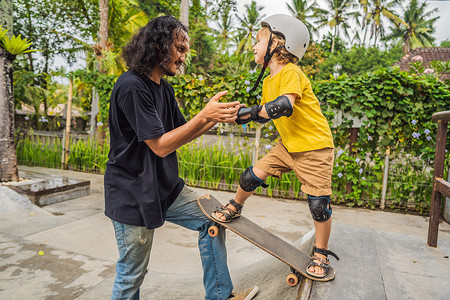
[197,194,336,285]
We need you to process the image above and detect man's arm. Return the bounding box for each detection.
[189,121,217,142]
[145,91,239,157]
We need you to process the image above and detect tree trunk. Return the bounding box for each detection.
[91,0,108,139]
[0,48,18,182]
[0,0,13,36]
[180,0,189,28]
[99,0,108,49]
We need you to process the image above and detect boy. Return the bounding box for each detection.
[212,14,339,278]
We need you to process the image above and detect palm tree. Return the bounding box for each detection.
[314,0,359,53]
[286,0,319,38]
[0,0,34,182]
[0,0,17,182]
[235,0,265,55]
[216,5,235,52]
[384,0,439,54]
[359,0,403,46]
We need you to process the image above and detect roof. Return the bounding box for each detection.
[394,47,450,80]
[15,104,84,118]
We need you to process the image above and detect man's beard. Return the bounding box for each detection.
[162,60,186,76]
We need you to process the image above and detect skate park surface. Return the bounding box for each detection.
[1,165,449,299]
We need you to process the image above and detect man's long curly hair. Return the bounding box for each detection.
[122,16,188,76]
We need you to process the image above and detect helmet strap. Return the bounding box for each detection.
[249,31,283,94]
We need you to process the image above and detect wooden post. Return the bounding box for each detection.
[428,111,449,247]
[61,78,73,170]
[89,86,99,139]
[346,128,359,194]
[252,126,261,166]
[380,146,390,210]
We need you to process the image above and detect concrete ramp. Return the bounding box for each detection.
[311,223,450,300]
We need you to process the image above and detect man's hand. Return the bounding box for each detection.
[199,91,240,123]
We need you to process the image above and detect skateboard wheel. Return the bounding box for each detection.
[208,225,219,237]
[286,273,299,287]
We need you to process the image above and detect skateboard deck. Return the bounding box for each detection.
[197,194,335,283]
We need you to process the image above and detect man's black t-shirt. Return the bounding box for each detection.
[104,70,186,229]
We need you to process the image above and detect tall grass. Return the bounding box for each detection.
[16,137,61,169]
[16,133,441,213]
[177,139,252,190]
[16,135,109,173]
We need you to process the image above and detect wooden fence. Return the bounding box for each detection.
[428,110,450,247]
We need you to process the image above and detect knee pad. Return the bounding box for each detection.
[239,166,267,192]
[307,195,332,222]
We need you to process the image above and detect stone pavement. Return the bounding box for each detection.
[0,165,449,299]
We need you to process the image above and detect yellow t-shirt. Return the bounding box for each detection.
[261,63,334,152]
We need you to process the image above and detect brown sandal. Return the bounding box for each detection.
[211,199,243,223]
[306,246,340,278]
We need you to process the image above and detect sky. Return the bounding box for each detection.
[235,0,450,44]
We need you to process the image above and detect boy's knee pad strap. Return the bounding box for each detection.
[307,195,332,222]
[239,166,266,192]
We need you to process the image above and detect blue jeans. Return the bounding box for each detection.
[111,186,233,300]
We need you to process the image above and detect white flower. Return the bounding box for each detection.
[359,168,363,174]
[337,149,344,157]
[367,135,373,141]
[97,121,103,127]
[337,172,343,178]
[265,133,269,138]
[424,68,434,74]
[249,70,256,74]
[229,133,234,138]
[355,158,361,163]
[265,144,272,150]
[256,95,261,99]
[361,177,366,181]
[25,116,29,120]
[244,80,251,85]
[198,75,204,81]
[268,125,273,130]
[246,87,251,93]
[411,55,423,62]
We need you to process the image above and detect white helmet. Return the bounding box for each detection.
[261,14,310,60]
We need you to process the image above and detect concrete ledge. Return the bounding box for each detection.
[4,170,90,206]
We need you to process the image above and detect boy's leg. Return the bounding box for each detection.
[166,186,233,300]
[292,147,335,276]
[111,220,154,300]
[214,167,271,220]
[234,167,271,204]
[215,142,292,221]
[311,215,332,276]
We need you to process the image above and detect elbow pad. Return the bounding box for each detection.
[264,95,293,119]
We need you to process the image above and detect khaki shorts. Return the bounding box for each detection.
[254,142,334,196]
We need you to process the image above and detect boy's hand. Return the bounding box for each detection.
[200,91,240,123]
[236,105,270,124]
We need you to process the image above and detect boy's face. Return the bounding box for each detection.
[253,33,269,65]
[165,29,190,76]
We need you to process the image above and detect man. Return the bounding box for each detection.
[104,15,258,300]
